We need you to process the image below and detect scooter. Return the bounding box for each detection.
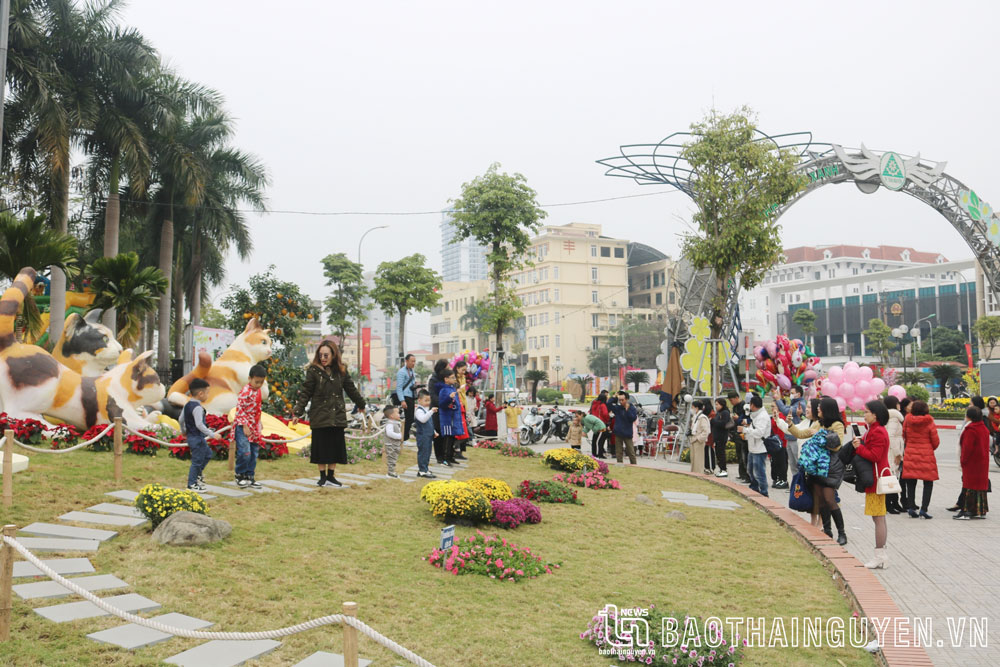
[547,406,573,442]
[520,407,545,444]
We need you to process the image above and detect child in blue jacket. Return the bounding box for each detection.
[437,368,465,466]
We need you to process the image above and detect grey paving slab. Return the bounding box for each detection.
[200,483,252,498]
[163,639,281,666]
[660,490,710,501]
[334,472,373,481]
[676,499,737,511]
[87,612,214,649]
[34,593,161,622]
[289,478,349,489]
[13,573,129,600]
[15,537,100,553]
[293,651,373,666]
[258,479,318,492]
[13,557,95,578]
[58,511,148,527]
[86,503,145,518]
[21,522,117,542]
[105,489,139,501]
[223,480,278,493]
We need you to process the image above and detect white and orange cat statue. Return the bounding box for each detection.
[166,317,272,415]
[0,268,166,429]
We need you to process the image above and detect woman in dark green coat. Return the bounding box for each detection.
[291,340,366,487]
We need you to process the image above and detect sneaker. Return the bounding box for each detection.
[317,476,326,486]
[187,483,207,492]
[774,481,789,490]
[197,474,205,485]
[387,472,399,478]
[422,471,437,478]
[715,470,728,478]
[441,461,452,467]
[324,476,343,487]
[953,512,972,520]
[454,454,468,461]
[248,478,263,490]
[236,476,251,488]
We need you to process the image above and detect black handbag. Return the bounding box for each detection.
[763,435,783,457]
[851,454,875,492]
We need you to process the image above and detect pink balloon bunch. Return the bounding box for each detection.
[752,335,821,394]
[450,349,492,380]
[820,361,886,412]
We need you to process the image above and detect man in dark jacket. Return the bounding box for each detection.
[607,390,638,464]
[728,390,750,483]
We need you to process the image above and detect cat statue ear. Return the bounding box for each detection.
[117,348,134,365]
[84,309,104,325]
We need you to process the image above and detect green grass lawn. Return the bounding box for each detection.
[1,445,876,666]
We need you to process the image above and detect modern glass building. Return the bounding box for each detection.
[440,210,489,283]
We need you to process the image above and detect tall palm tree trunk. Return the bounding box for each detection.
[172,260,184,358]
[396,309,407,368]
[101,156,121,335]
[48,163,70,345]
[189,235,202,326]
[156,215,173,374]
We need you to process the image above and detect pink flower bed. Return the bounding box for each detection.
[554,470,621,490]
[490,498,543,529]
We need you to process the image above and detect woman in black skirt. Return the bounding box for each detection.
[291,340,365,487]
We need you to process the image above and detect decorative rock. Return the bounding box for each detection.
[665,510,688,520]
[635,494,655,506]
[152,511,232,547]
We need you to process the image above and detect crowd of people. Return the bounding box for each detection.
[684,384,993,569]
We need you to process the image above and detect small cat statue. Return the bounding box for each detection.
[52,309,123,376]
[167,316,272,415]
[0,267,165,429]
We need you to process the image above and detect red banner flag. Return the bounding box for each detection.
[965,343,974,371]
[361,327,372,378]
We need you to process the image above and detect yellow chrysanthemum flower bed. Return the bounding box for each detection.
[467,477,513,502]
[542,447,599,473]
[430,484,492,523]
[420,480,474,505]
[135,482,209,528]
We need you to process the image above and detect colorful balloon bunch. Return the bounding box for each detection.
[753,335,822,394]
[449,350,492,380]
[820,362,887,412]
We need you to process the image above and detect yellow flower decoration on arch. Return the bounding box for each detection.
[679,316,726,394]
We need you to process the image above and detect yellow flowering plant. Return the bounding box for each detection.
[467,477,513,502]
[430,484,492,525]
[135,483,209,528]
[542,447,601,473]
[420,480,474,505]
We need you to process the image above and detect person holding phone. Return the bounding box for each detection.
[607,390,638,464]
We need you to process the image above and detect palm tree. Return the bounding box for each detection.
[930,363,963,402]
[625,370,650,393]
[0,210,78,337]
[86,252,167,347]
[524,369,548,403]
[571,374,594,401]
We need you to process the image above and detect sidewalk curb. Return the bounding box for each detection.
[664,469,933,667]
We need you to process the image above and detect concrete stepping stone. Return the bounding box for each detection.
[363,474,415,483]
[58,511,147,528]
[258,479,318,492]
[87,612,214,649]
[294,651,373,666]
[163,639,281,666]
[200,484,252,498]
[105,490,139,502]
[86,503,145,518]
[660,490,710,501]
[333,473,370,484]
[15,537,100,553]
[21,522,117,542]
[223,481,278,493]
[14,557,95,578]
[289,478,349,489]
[14,573,129,600]
[678,499,738,511]
[34,593,161,622]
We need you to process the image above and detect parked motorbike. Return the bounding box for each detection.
[547,406,573,442]
[520,407,545,444]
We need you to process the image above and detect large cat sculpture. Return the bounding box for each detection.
[0,268,165,429]
[166,317,272,415]
[52,310,123,376]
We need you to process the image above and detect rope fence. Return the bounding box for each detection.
[5,423,114,454]
[0,529,435,666]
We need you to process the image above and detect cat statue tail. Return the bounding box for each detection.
[166,349,212,406]
[0,267,37,350]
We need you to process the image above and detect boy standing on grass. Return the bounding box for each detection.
[383,404,403,478]
[181,379,221,492]
[414,389,437,478]
[233,364,266,490]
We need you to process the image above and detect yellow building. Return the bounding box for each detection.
[628,254,678,313]
[429,280,493,362]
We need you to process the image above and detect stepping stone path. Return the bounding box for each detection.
[35,593,161,622]
[16,461,477,663]
[14,573,129,600]
[13,557,95,578]
[163,639,281,666]
[660,489,742,511]
[87,612,214,649]
[58,511,148,528]
[223,480,278,493]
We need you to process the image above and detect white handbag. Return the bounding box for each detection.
[875,466,901,495]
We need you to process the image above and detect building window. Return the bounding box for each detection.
[591,267,598,281]
[445,302,450,312]
[592,313,599,328]
[669,292,675,305]
[592,336,600,350]
[609,314,616,327]
[645,275,651,289]
[554,288,560,302]
[614,247,624,258]
[590,245,597,257]
[653,273,660,287]
[656,292,663,305]
[555,335,560,348]
[554,266,559,279]
[814,271,820,280]
[828,270,835,279]
[601,246,611,257]
[592,290,598,303]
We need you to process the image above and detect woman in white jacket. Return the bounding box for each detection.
[883,395,906,514]
[690,399,711,473]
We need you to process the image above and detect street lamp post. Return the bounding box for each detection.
[357,225,388,377]
[613,356,626,391]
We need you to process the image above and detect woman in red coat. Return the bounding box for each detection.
[589,391,611,459]
[857,400,891,569]
[476,394,503,437]
[956,405,990,520]
[900,400,940,519]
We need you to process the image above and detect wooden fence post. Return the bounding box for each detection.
[2,430,13,509]
[228,434,235,472]
[0,524,16,641]
[113,418,123,485]
[343,601,358,667]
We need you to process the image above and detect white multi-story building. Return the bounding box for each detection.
[360,271,401,371]
[301,299,324,340]
[440,210,489,282]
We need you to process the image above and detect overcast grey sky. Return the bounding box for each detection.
[122,0,1000,348]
